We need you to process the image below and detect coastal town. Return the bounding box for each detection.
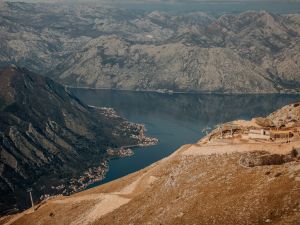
[2,102,299,225]
[1,0,300,224]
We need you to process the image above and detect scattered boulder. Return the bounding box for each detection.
[267,102,300,127]
[274,172,282,177]
[240,151,296,167]
[291,147,300,159]
[254,117,274,128]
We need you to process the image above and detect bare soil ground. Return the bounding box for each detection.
[2,119,300,225]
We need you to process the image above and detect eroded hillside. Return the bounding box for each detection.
[1,2,300,93]
[0,65,156,215]
[2,102,300,225]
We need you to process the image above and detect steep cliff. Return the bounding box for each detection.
[0,65,152,214]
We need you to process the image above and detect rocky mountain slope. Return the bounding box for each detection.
[0,65,155,215]
[1,102,300,225]
[1,2,300,93]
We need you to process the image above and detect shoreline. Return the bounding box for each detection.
[66,85,300,96]
[3,114,300,224]
[26,139,159,217]
[2,102,300,224]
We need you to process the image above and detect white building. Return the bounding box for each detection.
[248,129,270,140]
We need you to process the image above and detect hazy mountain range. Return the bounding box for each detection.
[1,2,300,93]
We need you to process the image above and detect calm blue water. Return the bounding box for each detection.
[71,89,300,188]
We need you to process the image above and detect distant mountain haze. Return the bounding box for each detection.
[1,0,300,221]
[1,2,300,93]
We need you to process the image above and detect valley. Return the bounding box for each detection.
[1,1,300,223]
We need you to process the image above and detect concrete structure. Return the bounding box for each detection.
[270,130,293,141]
[247,129,295,141]
[248,129,270,140]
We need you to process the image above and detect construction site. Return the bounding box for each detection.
[208,111,300,144]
